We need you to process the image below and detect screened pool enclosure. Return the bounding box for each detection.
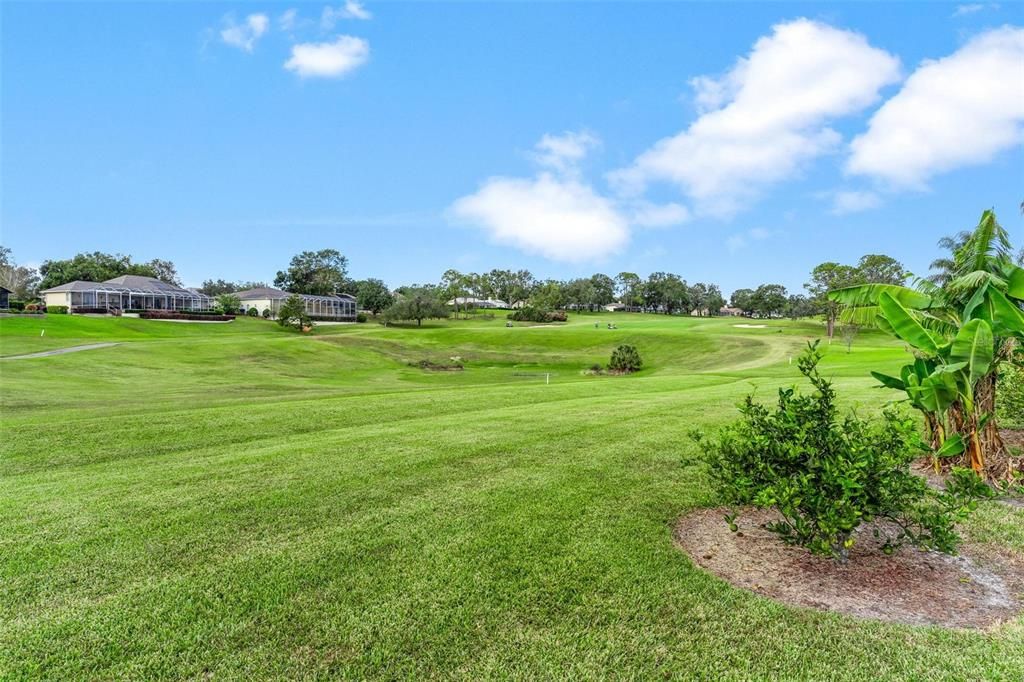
[41,276,214,312]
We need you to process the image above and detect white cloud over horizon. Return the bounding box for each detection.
[450,132,630,263]
[830,189,882,215]
[322,1,372,29]
[284,35,370,78]
[847,26,1024,189]
[449,173,630,263]
[221,13,270,53]
[609,18,902,217]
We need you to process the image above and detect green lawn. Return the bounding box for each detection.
[2,313,1021,680]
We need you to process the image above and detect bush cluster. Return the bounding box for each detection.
[507,306,567,323]
[246,307,259,317]
[7,300,26,311]
[699,341,991,563]
[140,311,235,321]
[46,305,69,314]
[356,312,368,323]
[608,344,643,373]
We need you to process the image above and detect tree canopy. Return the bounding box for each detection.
[38,252,180,290]
[274,249,349,296]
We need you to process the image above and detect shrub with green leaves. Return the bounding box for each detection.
[700,341,991,563]
[608,344,642,373]
[246,307,259,317]
[277,294,310,330]
[998,363,1024,429]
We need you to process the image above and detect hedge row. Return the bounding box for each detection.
[140,311,235,321]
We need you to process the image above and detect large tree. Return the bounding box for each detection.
[615,272,642,310]
[354,278,394,315]
[0,246,40,300]
[750,284,788,318]
[856,254,907,285]
[198,279,268,296]
[729,288,757,316]
[38,252,177,290]
[805,262,862,338]
[274,249,349,296]
[382,286,449,326]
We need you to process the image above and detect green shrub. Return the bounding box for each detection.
[277,294,310,330]
[998,363,1024,429]
[246,307,259,317]
[608,344,642,373]
[46,305,69,314]
[215,293,241,315]
[699,341,991,563]
[262,308,272,319]
[8,300,25,311]
[507,306,566,323]
[356,312,368,323]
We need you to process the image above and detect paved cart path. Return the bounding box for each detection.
[0,342,122,360]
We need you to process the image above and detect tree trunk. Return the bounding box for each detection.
[944,373,1012,482]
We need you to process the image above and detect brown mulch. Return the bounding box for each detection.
[1004,429,1024,452]
[674,507,1024,629]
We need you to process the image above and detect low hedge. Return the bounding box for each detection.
[71,307,120,315]
[47,305,69,314]
[140,311,235,321]
[507,307,568,323]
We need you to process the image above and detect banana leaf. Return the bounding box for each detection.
[935,434,965,458]
[1008,264,1024,300]
[829,283,932,309]
[878,292,941,353]
[871,371,906,390]
[949,318,994,385]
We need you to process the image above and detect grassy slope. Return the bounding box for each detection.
[1,313,1021,680]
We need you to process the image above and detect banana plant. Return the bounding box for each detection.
[829,210,1023,480]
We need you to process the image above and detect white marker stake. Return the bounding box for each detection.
[546,373,550,385]
[41,330,45,337]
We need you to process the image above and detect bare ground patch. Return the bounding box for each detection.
[674,507,1024,629]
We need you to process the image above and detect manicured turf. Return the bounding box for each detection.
[2,313,1021,680]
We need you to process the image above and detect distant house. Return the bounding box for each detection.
[235,286,357,320]
[41,275,214,312]
[603,303,626,312]
[719,306,744,317]
[0,285,10,309]
[447,297,509,309]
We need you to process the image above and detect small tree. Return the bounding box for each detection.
[381,287,449,326]
[246,307,259,317]
[608,344,643,373]
[700,342,991,563]
[840,323,859,353]
[215,294,241,314]
[277,293,310,330]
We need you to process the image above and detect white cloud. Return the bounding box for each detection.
[830,190,882,215]
[609,19,901,216]
[220,13,270,53]
[284,35,370,78]
[531,131,600,174]
[952,4,999,17]
[279,9,299,31]
[450,131,629,262]
[726,227,771,253]
[630,201,691,228]
[449,174,629,263]
[321,1,372,29]
[847,26,1024,189]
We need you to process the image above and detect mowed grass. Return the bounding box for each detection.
[1,313,1021,680]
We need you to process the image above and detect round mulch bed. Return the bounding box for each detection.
[674,507,1024,629]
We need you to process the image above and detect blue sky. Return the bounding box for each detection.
[2,1,1022,294]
